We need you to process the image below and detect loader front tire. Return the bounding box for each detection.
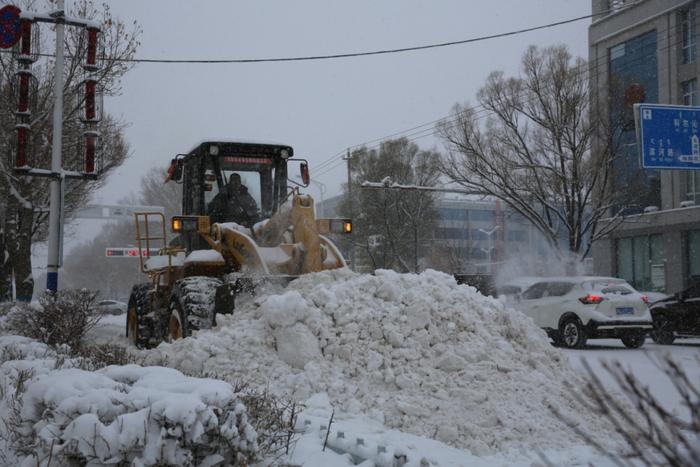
[168,301,186,341]
[168,276,222,341]
[126,283,156,349]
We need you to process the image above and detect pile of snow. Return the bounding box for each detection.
[0,336,258,466]
[146,269,624,457]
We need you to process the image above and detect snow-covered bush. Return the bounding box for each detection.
[0,337,265,465]
[9,364,258,466]
[230,384,299,463]
[73,342,142,369]
[6,289,102,350]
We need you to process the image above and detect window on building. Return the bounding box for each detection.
[682,78,698,105]
[682,6,697,64]
[686,171,700,203]
[439,208,468,221]
[616,234,665,291]
[469,210,495,222]
[681,79,700,203]
[506,230,525,242]
[608,30,660,212]
[435,227,469,240]
[687,231,700,284]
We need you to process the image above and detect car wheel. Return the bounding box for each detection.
[650,319,675,345]
[558,317,587,349]
[621,333,646,349]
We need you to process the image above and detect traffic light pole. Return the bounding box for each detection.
[9,1,101,294]
[344,149,355,270]
[45,0,66,293]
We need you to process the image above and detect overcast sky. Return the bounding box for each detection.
[95,0,591,204]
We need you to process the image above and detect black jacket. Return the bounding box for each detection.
[207,186,259,227]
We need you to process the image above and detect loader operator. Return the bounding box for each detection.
[208,173,259,227]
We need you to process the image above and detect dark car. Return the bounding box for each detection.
[649,282,700,344]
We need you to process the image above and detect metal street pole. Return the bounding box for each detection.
[46,0,65,293]
[344,148,355,270]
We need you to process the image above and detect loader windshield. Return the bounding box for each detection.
[204,170,262,214]
[201,153,279,226]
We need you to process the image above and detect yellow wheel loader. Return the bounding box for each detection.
[126,141,351,348]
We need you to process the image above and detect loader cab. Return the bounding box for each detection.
[169,141,297,250]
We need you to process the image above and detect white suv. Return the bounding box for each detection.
[517,277,653,349]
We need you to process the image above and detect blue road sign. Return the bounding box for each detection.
[0,5,21,49]
[637,103,700,170]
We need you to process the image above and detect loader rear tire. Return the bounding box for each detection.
[126,283,156,349]
[167,276,222,341]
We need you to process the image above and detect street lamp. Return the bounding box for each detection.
[478,225,500,273]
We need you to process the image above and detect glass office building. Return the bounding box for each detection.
[609,30,660,213]
[591,0,700,294]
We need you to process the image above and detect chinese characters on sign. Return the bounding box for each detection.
[637,104,700,169]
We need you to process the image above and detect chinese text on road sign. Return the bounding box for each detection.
[637,103,700,170]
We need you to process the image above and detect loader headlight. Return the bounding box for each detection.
[171,216,199,233]
[319,218,352,234]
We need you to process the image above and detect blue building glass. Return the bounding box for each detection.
[609,30,659,212]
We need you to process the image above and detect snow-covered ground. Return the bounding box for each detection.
[3,269,700,466]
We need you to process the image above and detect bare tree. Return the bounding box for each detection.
[552,355,700,466]
[438,45,623,266]
[339,138,441,273]
[428,236,478,274]
[0,0,141,300]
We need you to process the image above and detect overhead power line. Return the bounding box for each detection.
[122,4,646,64]
[118,12,601,64]
[1,1,638,65]
[314,12,681,178]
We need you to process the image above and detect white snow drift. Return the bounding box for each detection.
[146,268,624,457]
[0,336,257,466]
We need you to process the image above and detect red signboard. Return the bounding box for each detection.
[106,248,159,257]
[222,156,272,165]
[0,5,21,49]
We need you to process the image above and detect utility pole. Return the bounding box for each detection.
[10,1,102,294]
[343,148,355,270]
[45,0,66,293]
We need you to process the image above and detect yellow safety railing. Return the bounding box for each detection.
[133,212,168,273]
